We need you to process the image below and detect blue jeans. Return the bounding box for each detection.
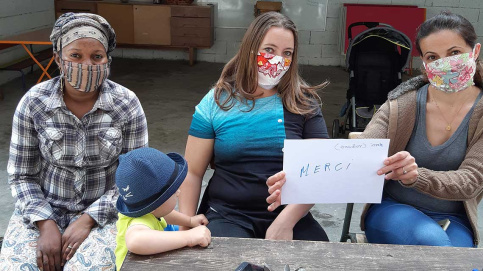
[364,197,475,247]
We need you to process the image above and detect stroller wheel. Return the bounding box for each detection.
[332,119,340,139]
[340,121,346,135]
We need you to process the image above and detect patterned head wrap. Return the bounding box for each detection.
[50,12,116,54]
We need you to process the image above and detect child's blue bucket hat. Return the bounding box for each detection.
[115,147,188,217]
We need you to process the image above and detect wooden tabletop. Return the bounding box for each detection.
[0,28,52,45]
[121,237,483,270]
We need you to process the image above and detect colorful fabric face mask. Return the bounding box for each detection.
[62,60,109,93]
[423,47,478,93]
[257,52,291,90]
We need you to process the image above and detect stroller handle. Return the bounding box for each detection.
[348,22,393,40]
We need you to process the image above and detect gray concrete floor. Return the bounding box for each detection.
[0,58,481,246]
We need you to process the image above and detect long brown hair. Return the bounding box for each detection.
[416,11,483,88]
[214,12,328,115]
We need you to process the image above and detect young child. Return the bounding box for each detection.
[114,147,211,270]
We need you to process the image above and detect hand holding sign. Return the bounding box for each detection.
[280,139,389,205]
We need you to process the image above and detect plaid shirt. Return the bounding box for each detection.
[7,77,148,229]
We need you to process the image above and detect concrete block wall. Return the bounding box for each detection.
[115,0,483,70]
[1,0,483,86]
[0,0,55,86]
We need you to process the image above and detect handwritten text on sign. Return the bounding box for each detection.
[281,139,389,204]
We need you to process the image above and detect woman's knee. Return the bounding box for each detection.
[292,213,329,242]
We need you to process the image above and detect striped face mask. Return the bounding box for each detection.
[61,60,109,93]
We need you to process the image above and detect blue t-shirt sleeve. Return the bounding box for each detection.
[188,90,216,139]
[303,106,329,139]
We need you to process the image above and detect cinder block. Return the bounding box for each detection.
[34,0,55,13]
[198,41,227,55]
[123,48,154,59]
[391,0,425,6]
[298,30,311,45]
[2,15,31,36]
[310,31,338,45]
[0,0,16,18]
[214,54,231,63]
[18,0,49,14]
[361,0,392,4]
[296,56,310,65]
[197,53,216,62]
[425,7,444,19]
[152,49,187,60]
[309,57,341,67]
[325,17,340,32]
[327,2,342,18]
[298,44,322,58]
[429,0,460,7]
[26,10,53,30]
[307,57,324,66]
[477,18,483,36]
[340,57,346,67]
[451,8,480,23]
[215,28,246,42]
[226,41,240,59]
[110,48,123,58]
[459,0,482,8]
[321,44,340,58]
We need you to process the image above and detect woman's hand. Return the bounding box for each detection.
[189,214,209,228]
[378,151,419,185]
[36,220,62,271]
[61,214,96,266]
[266,171,286,211]
[265,221,293,240]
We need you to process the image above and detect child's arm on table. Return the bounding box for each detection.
[125,224,211,255]
[164,210,208,228]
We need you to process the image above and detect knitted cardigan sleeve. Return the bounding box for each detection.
[362,88,483,201]
[411,125,483,201]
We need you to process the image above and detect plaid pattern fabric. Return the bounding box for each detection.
[7,76,148,229]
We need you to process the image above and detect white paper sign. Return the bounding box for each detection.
[281,139,390,204]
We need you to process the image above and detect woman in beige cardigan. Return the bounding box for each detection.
[266,11,483,247]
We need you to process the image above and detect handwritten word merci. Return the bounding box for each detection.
[300,162,352,178]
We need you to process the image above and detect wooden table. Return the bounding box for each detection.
[0,28,54,84]
[121,237,483,270]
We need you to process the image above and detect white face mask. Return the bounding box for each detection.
[257,52,291,90]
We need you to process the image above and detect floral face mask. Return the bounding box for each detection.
[423,46,478,93]
[257,52,291,90]
[61,60,110,93]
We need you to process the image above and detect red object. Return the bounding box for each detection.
[343,4,426,56]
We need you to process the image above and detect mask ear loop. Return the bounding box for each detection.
[472,43,481,60]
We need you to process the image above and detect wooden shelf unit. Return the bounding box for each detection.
[54,0,215,65]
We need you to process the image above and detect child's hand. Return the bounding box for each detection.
[189,214,208,228]
[187,225,211,247]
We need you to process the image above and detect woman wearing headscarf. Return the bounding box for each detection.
[0,13,148,270]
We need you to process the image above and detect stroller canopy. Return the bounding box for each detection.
[346,26,412,72]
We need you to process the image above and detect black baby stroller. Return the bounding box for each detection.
[332,22,412,138]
